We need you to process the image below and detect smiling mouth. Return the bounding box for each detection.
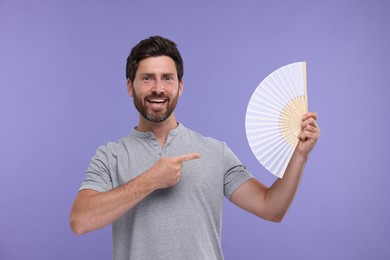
[147,98,167,104]
[146,98,168,110]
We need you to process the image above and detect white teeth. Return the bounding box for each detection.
[149,99,165,103]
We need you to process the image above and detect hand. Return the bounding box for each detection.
[297,112,320,157]
[146,153,201,189]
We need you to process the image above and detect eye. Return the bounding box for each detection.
[142,75,152,82]
[163,75,174,81]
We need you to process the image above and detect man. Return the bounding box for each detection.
[70,36,320,259]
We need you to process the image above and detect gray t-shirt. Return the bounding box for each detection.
[80,123,253,260]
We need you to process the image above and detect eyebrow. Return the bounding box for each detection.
[139,73,154,77]
[139,73,176,77]
[162,73,175,77]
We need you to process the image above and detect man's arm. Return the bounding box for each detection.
[230,112,320,222]
[69,153,201,235]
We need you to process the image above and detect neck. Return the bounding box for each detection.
[136,113,178,146]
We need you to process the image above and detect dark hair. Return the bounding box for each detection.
[126,36,184,84]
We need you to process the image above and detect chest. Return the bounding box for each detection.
[110,138,224,200]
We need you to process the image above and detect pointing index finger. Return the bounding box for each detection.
[175,153,202,162]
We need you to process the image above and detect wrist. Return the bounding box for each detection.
[140,169,160,192]
[127,171,158,195]
[292,148,309,164]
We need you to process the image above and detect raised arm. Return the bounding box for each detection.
[230,112,320,222]
[69,153,201,235]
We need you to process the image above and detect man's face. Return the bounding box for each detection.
[128,56,183,123]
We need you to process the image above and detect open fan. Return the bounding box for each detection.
[245,62,307,178]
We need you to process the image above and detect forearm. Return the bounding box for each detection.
[231,112,319,222]
[264,149,307,221]
[70,153,200,235]
[70,172,156,235]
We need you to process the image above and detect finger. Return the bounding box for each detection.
[302,118,319,131]
[302,112,318,121]
[175,153,202,162]
[298,125,320,141]
[302,124,320,135]
[299,129,320,141]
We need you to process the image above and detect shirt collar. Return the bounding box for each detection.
[130,122,184,139]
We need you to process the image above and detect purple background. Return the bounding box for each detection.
[1,0,389,259]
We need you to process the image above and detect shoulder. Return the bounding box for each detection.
[178,125,232,159]
[181,125,225,147]
[94,135,130,159]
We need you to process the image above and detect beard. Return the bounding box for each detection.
[132,89,179,123]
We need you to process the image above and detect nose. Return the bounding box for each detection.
[152,79,165,95]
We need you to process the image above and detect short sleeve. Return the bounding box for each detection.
[223,144,254,199]
[79,145,114,192]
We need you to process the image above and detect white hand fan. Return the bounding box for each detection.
[245,62,307,178]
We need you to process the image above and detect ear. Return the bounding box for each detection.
[178,80,184,96]
[127,79,134,97]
